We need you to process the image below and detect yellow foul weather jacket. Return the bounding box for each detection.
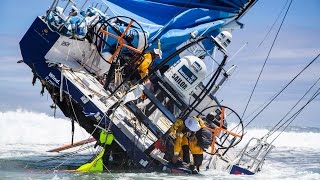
[136,53,153,78]
[169,117,206,155]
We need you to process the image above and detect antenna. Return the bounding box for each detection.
[158,39,161,51]
[227,42,248,63]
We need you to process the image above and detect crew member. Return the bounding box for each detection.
[136,48,162,79]
[169,116,206,173]
[132,48,162,101]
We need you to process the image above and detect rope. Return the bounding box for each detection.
[25,45,99,172]
[45,77,113,174]
[97,110,117,179]
[197,40,228,74]
[34,145,95,164]
[241,0,293,120]
[72,37,91,72]
[269,87,320,144]
[244,52,320,128]
[67,70,106,98]
[64,68,95,151]
[248,0,290,60]
[265,76,320,138]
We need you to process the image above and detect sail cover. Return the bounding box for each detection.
[103,0,256,62]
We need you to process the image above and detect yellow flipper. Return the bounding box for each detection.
[76,149,105,172]
[76,131,114,172]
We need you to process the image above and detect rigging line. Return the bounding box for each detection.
[196,41,230,88]
[250,0,290,58]
[239,0,291,122]
[48,113,107,173]
[72,38,90,72]
[269,88,320,145]
[265,75,320,138]
[36,145,95,163]
[242,92,276,122]
[197,40,227,73]
[244,52,320,129]
[271,87,320,140]
[48,78,109,172]
[94,111,117,179]
[240,0,293,120]
[227,42,248,63]
[216,43,248,92]
[61,67,94,151]
[276,86,320,132]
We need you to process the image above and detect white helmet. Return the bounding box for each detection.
[153,48,162,59]
[185,117,201,132]
[213,31,232,52]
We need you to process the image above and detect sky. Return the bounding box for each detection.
[0,0,319,128]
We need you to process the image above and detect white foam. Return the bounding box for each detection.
[0,109,90,145]
[0,110,319,178]
[242,127,320,149]
[0,109,91,157]
[1,109,320,158]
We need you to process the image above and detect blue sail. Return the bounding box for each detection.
[103,0,256,63]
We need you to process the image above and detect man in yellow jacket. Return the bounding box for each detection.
[169,116,206,173]
[136,48,162,79]
[132,48,162,101]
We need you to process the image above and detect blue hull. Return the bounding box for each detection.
[19,17,151,169]
[229,165,255,175]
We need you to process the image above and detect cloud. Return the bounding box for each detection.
[236,47,320,62]
[228,21,320,64]
[0,57,32,83]
[0,34,22,55]
[223,60,320,90]
[0,56,23,68]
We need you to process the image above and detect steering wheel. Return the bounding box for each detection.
[91,16,148,64]
[199,105,244,154]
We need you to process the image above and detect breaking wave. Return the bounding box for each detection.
[1,109,319,150]
[0,110,319,179]
[241,127,320,150]
[0,109,91,158]
[0,109,89,145]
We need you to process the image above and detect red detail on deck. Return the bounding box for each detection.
[47,138,96,152]
[154,139,166,152]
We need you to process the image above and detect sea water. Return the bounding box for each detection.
[0,110,319,180]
